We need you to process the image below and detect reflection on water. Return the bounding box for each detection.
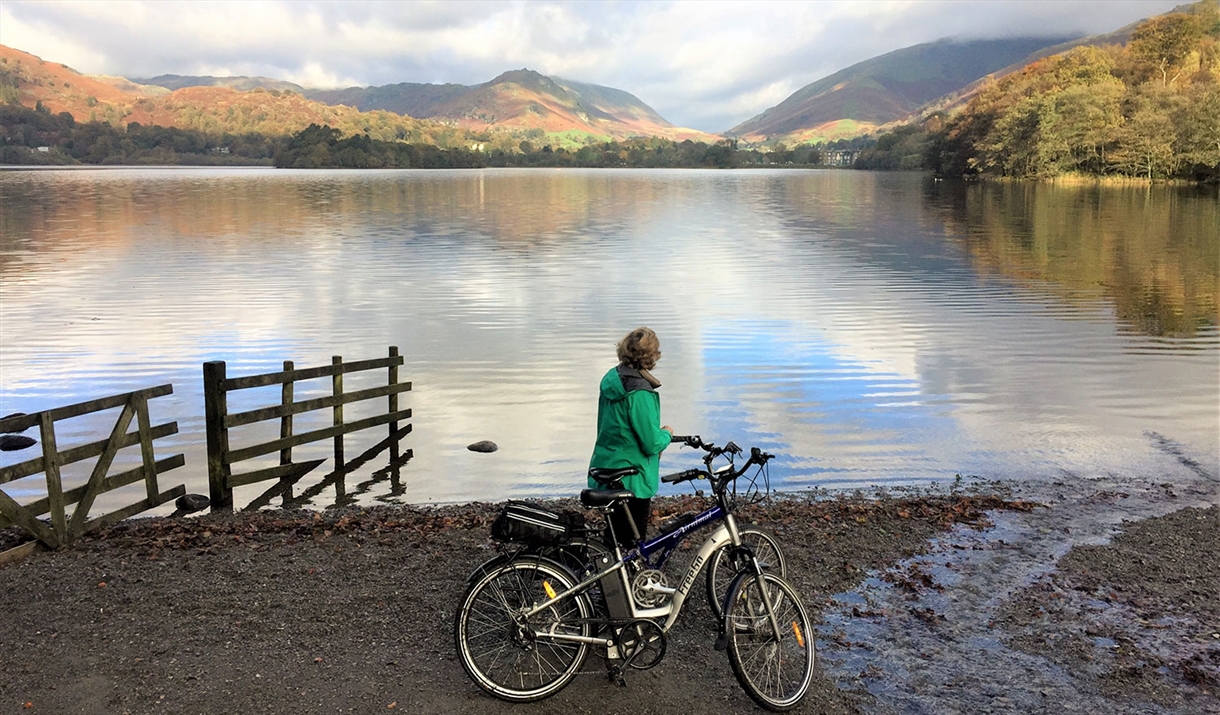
[928,181,1219,339]
[0,167,1216,514]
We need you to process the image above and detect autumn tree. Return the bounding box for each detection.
[1127,12,1204,85]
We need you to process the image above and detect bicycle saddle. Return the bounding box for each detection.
[587,466,638,487]
[581,488,634,508]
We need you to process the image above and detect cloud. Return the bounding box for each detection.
[0,0,1186,132]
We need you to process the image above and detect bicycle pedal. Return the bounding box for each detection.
[607,666,627,687]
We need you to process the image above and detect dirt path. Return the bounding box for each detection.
[1,473,1217,715]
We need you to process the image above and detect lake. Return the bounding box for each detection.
[1,167,1216,513]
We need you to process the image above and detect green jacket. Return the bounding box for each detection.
[588,364,671,498]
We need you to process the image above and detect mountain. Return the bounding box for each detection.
[120,66,713,143]
[133,74,307,93]
[728,36,1075,144]
[904,21,1155,126]
[0,45,466,146]
[0,44,152,120]
[305,69,714,142]
[306,82,471,117]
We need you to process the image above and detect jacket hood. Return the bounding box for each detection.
[600,364,658,401]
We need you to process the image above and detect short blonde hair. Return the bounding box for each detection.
[617,327,661,370]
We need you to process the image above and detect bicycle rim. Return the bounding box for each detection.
[707,529,787,620]
[725,572,814,711]
[454,559,591,702]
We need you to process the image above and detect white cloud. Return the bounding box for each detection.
[0,0,1187,131]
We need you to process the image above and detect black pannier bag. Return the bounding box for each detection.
[490,501,584,545]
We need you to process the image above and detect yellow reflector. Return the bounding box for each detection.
[792,621,805,648]
[543,581,557,600]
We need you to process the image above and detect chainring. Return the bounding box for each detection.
[618,618,667,670]
[632,568,670,608]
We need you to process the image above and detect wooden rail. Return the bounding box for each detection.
[203,347,411,511]
[0,386,186,548]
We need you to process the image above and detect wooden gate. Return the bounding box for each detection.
[0,386,186,548]
[203,347,412,511]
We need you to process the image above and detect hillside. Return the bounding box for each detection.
[307,82,469,117]
[306,69,715,142]
[0,44,147,122]
[0,47,712,148]
[728,36,1073,144]
[0,45,488,148]
[133,74,307,93]
[907,18,1150,123]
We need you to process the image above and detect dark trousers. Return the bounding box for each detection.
[607,497,651,549]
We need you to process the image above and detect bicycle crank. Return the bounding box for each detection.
[617,618,667,671]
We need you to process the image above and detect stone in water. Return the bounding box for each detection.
[0,434,36,451]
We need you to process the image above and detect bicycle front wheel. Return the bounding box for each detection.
[724,572,814,711]
[706,528,787,619]
[454,557,592,702]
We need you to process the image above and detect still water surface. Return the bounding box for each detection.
[1,168,1216,511]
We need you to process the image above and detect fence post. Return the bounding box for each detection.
[133,392,161,502]
[279,358,295,502]
[388,346,399,450]
[332,355,345,501]
[39,412,66,547]
[203,360,232,511]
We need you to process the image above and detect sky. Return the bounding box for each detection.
[0,0,1188,132]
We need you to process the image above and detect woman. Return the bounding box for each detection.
[588,326,673,547]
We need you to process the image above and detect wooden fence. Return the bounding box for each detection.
[0,386,186,548]
[203,347,412,511]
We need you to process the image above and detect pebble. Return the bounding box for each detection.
[467,440,498,453]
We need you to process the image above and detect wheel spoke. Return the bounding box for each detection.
[726,573,813,709]
[456,560,592,702]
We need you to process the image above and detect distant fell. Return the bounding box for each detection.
[908,18,1153,121]
[729,36,1074,144]
[0,45,474,147]
[134,74,307,94]
[306,68,715,142]
[0,44,149,120]
[306,82,469,117]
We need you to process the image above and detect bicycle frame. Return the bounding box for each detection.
[520,505,747,643]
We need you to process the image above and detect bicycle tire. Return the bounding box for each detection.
[724,571,814,711]
[454,557,593,702]
[535,536,612,578]
[706,529,787,619]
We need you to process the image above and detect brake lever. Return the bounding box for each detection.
[750,446,776,462]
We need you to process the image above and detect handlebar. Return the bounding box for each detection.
[662,435,775,487]
[670,434,742,457]
[661,468,704,484]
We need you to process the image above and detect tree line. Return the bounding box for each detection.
[0,104,282,165]
[0,103,845,169]
[273,125,844,169]
[857,2,1220,182]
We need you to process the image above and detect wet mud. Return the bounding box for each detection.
[819,474,1219,715]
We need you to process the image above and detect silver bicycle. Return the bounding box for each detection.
[454,440,814,711]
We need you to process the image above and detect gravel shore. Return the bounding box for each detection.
[1,476,1216,715]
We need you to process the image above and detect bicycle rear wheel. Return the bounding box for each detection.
[724,572,814,711]
[454,557,592,702]
[706,529,787,619]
